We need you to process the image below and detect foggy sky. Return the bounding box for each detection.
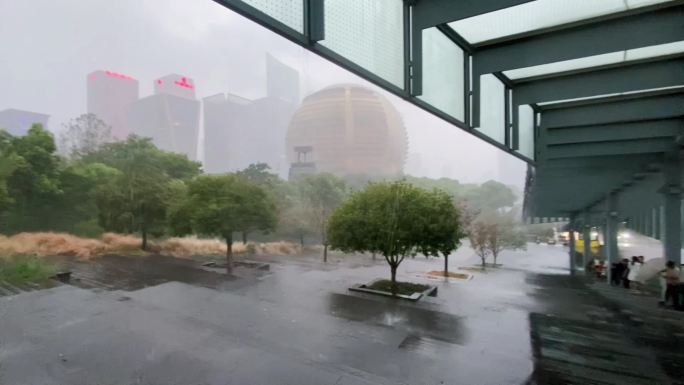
[0,0,526,188]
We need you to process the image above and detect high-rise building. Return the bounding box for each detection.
[203,94,298,176]
[286,84,407,178]
[126,74,200,160]
[87,70,139,139]
[203,56,300,176]
[0,109,50,136]
[266,54,300,104]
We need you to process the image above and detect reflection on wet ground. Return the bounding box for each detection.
[0,244,682,384]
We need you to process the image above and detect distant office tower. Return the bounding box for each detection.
[203,55,300,176]
[126,74,200,160]
[0,109,50,136]
[203,94,298,176]
[266,54,300,104]
[286,84,407,178]
[87,70,139,139]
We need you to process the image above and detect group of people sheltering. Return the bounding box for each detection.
[611,256,645,289]
[606,256,683,310]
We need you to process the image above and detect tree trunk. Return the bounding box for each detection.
[299,234,304,248]
[141,227,148,251]
[390,264,398,296]
[225,235,234,275]
[242,231,248,245]
[323,243,328,263]
[493,253,498,267]
[444,254,449,277]
[481,255,486,270]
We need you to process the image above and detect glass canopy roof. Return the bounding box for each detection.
[449,0,674,45]
[503,40,684,80]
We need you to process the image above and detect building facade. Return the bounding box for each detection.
[286,84,407,178]
[126,74,200,160]
[0,109,50,136]
[203,56,300,176]
[87,70,139,139]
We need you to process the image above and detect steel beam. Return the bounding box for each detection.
[513,56,684,105]
[540,92,684,129]
[545,137,676,159]
[471,3,684,125]
[544,119,683,145]
[474,4,684,74]
[412,0,535,29]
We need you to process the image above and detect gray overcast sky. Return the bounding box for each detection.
[0,0,526,188]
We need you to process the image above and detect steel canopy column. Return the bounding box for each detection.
[605,193,619,283]
[568,217,576,274]
[582,212,591,271]
[662,156,682,264]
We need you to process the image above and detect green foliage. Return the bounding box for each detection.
[329,180,447,292]
[59,113,112,158]
[0,257,55,284]
[2,125,63,232]
[465,180,517,214]
[468,220,490,269]
[469,211,526,267]
[84,136,201,181]
[405,176,517,214]
[181,174,277,239]
[419,189,464,275]
[295,173,347,260]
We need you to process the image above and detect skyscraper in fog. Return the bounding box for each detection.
[87,70,139,139]
[126,74,200,161]
[0,109,50,136]
[203,56,300,176]
[266,54,299,105]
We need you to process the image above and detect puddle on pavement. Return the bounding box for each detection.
[327,292,466,345]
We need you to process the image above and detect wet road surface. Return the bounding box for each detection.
[0,243,682,384]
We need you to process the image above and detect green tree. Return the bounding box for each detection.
[468,220,491,269]
[465,180,516,213]
[180,174,277,274]
[84,136,201,181]
[59,113,112,158]
[420,189,464,277]
[297,173,347,262]
[3,125,63,232]
[482,212,527,266]
[0,130,17,223]
[93,137,176,250]
[278,182,314,248]
[328,181,433,294]
[236,163,283,243]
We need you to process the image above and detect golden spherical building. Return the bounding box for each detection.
[286,84,408,178]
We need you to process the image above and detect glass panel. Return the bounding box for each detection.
[418,27,465,121]
[241,0,304,32]
[504,40,684,80]
[517,105,534,160]
[321,0,404,87]
[477,74,505,144]
[449,0,674,44]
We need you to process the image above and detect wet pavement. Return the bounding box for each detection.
[0,243,682,384]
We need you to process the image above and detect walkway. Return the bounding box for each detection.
[0,244,682,384]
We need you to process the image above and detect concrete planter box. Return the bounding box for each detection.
[349,279,437,302]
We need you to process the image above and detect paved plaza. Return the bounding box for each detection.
[1,241,682,385]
